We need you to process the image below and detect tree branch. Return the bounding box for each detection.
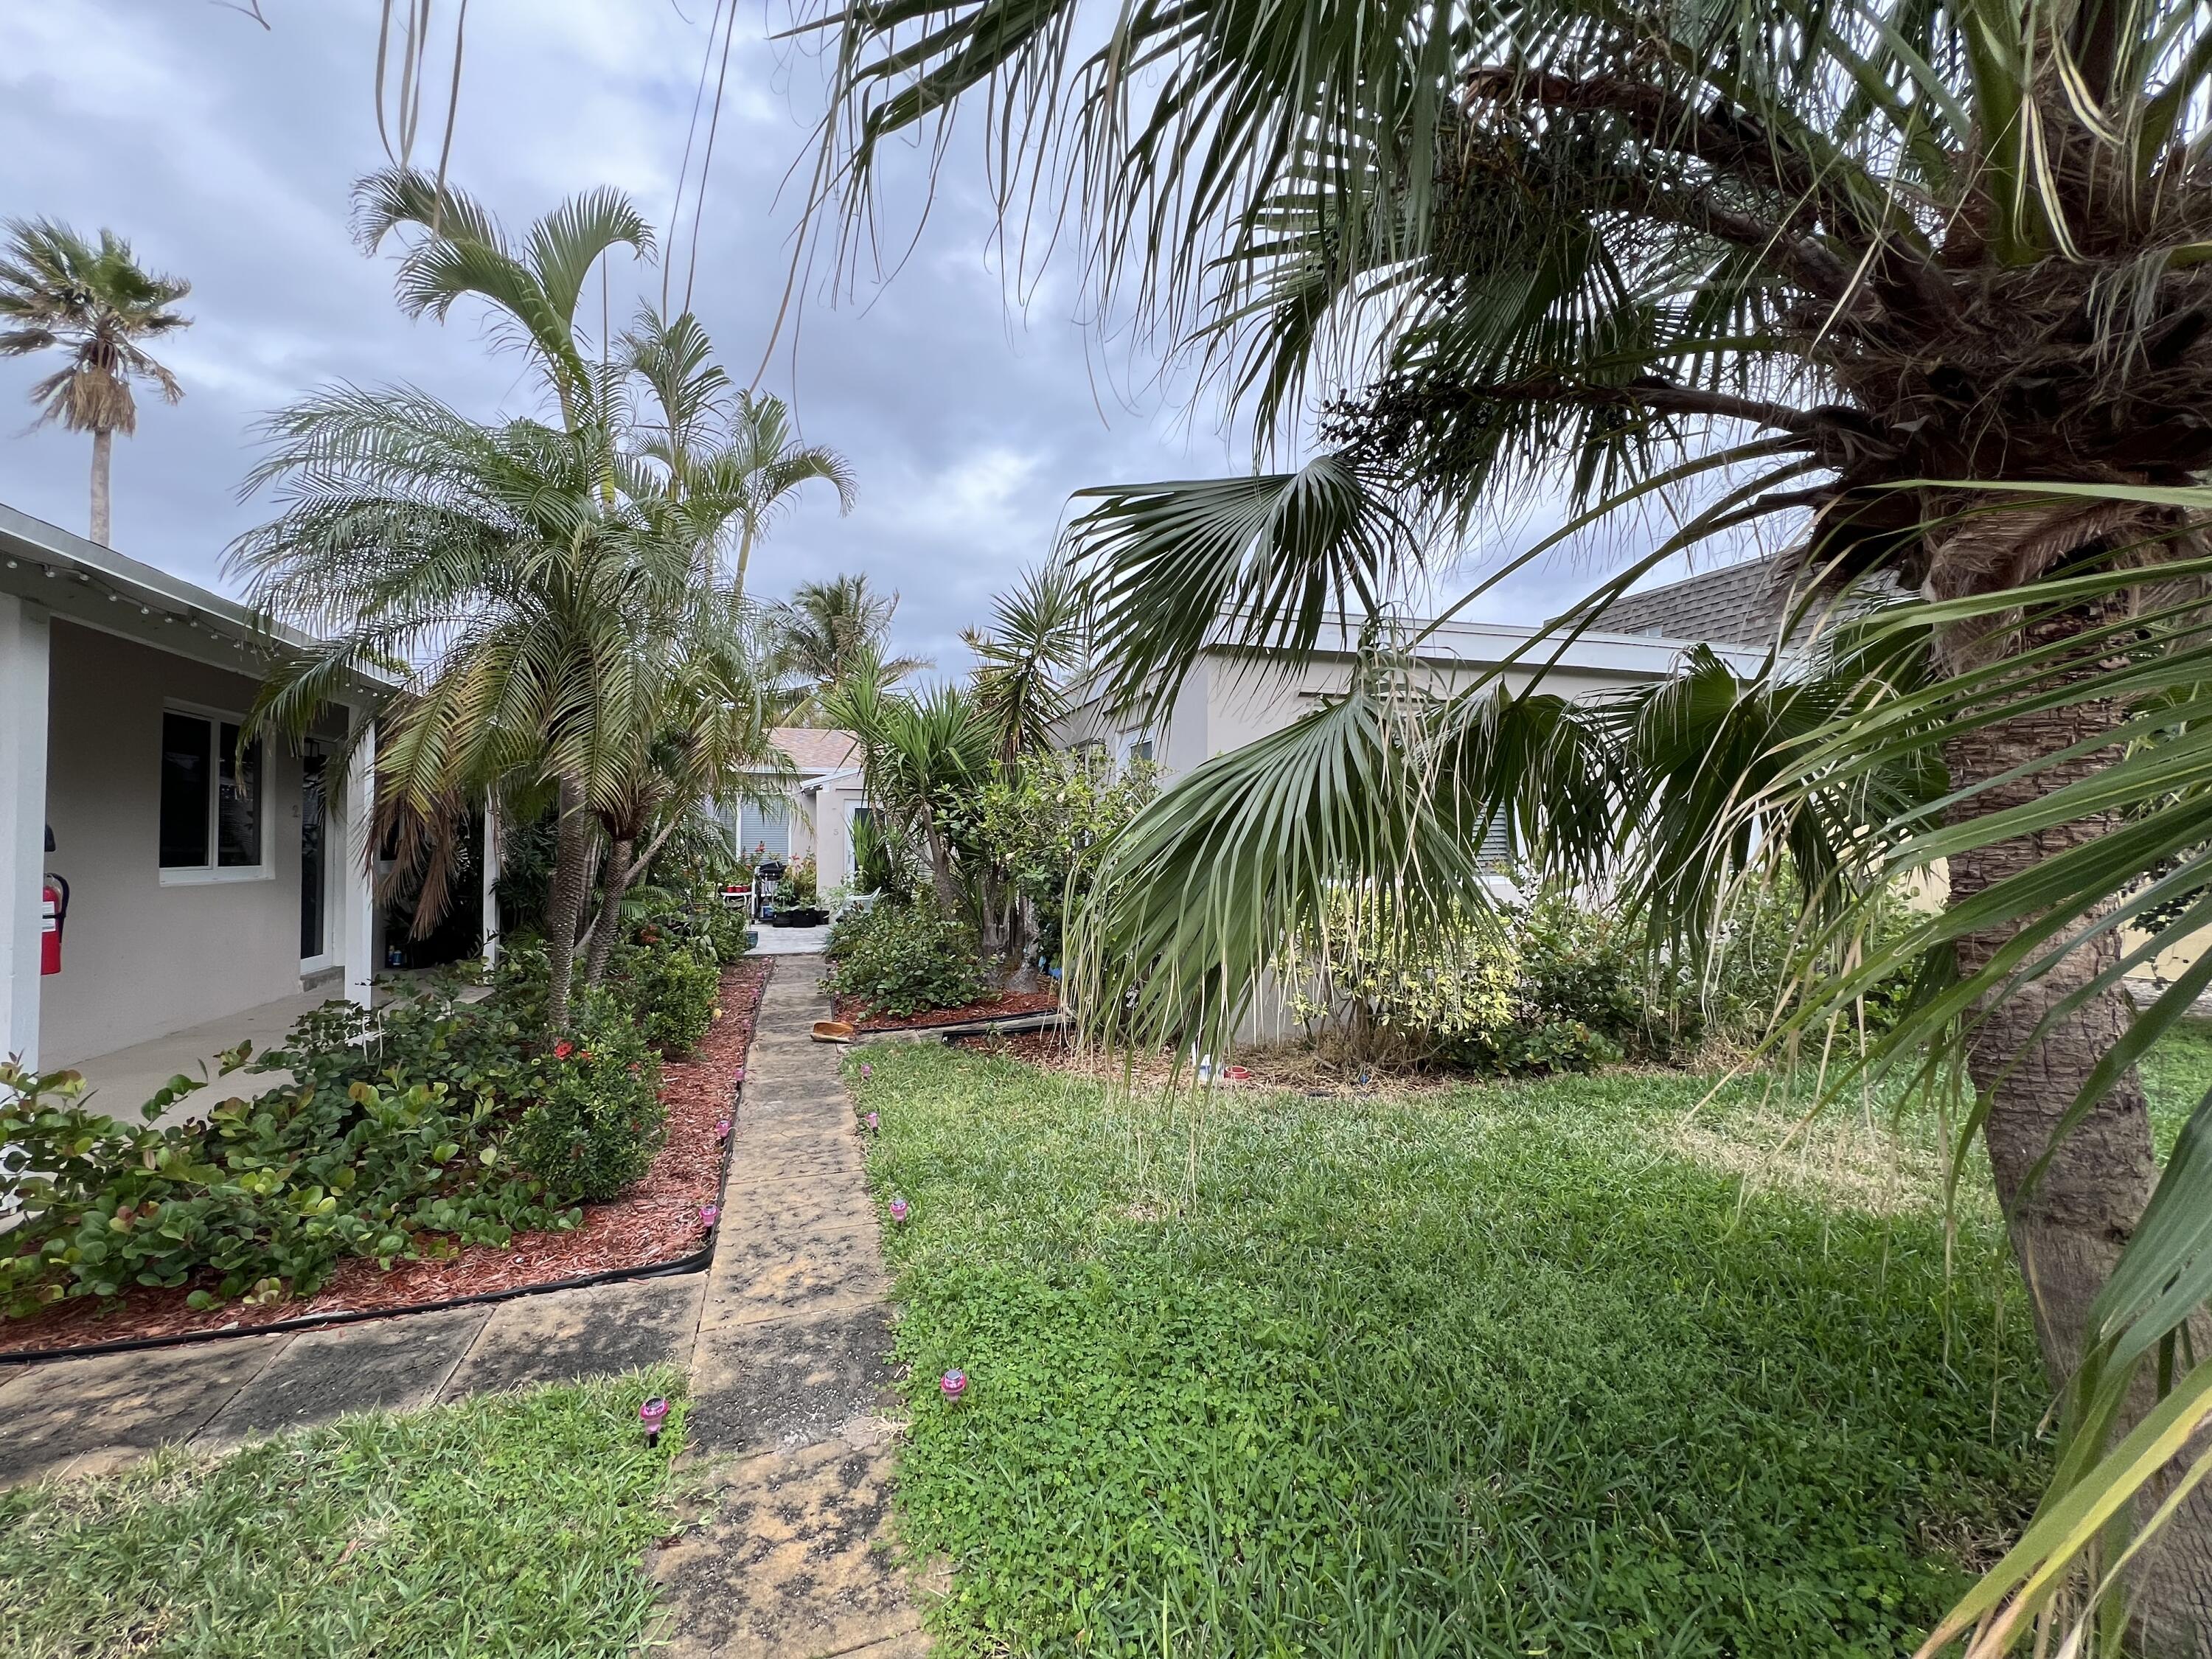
[1615,175,1871,310]
[1464,66,1964,324]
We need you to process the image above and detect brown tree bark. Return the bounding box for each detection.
[543,773,592,1031]
[1937,599,2212,1653]
[582,833,635,989]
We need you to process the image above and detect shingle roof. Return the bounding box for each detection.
[1601,558,1789,648]
[769,726,860,773]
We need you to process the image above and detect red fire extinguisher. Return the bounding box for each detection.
[41,873,67,975]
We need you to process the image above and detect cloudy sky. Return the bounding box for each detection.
[0,0,1716,669]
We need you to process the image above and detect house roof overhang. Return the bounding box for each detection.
[799,767,864,796]
[0,501,398,703]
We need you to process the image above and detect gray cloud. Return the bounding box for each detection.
[0,0,1716,672]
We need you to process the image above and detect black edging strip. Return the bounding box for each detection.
[0,961,773,1370]
[851,1010,1069,1044]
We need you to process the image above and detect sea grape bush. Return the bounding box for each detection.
[0,900,742,1319]
[0,1026,572,1317]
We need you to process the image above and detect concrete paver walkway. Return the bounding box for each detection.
[651,956,920,1658]
[0,953,919,1657]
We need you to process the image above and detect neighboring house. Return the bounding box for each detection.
[0,502,399,1081]
[1065,599,1765,788]
[726,727,871,891]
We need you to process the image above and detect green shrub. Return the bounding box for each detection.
[0,994,570,1315]
[512,991,666,1203]
[700,902,753,964]
[619,929,722,1057]
[825,900,988,1018]
[1284,886,1679,1074]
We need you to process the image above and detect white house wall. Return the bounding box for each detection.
[1165,651,1657,785]
[40,619,319,1067]
[808,779,869,893]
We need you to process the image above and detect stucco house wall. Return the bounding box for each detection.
[39,621,324,1066]
[1073,619,1744,784]
[804,775,869,892]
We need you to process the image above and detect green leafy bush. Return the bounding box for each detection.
[618,928,722,1057]
[0,994,571,1315]
[971,750,1159,968]
[512,991,665,1203]
[826,900,988,1018]
[700,901,753,964]
[1284,886,1688,1074]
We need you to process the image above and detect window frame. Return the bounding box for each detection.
[158,700,275,886]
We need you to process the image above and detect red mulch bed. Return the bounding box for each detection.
[833,987,1062,1032]
[951,1026,1072,1061]
[0,959,773,1358]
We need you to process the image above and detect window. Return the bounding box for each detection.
[1127,735,1154,763]
[160,709,265,876]
[740,801,790,861]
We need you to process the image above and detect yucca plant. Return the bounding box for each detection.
[809,0,2212,1645]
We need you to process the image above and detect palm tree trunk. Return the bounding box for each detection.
[731,520,755,602]
[1938,605,2212,1653]
[88,427,113,546]
[544,773,592,1030]
[582,834,635,988]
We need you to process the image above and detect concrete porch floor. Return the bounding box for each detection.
[56,984,352,1125]
[749,924,832,956]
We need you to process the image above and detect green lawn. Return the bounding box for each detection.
[854,1047,2051,1658]
[0,1370,687,1658]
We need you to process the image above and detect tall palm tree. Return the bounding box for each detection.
[232,389,700,1030]
[351,168,648,435]
[245,173,748,1029]
[0,219,189,546]
[769,572,929,720]
[810,0,2212,1644]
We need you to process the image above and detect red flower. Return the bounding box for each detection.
[554,1040,575,1060]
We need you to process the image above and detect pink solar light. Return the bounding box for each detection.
[888,1197,909,1224]
[939,1368,968,1403]
[860,1063,872,1078]
[865,1111,880,1132]
[699,1203,720,1231]
[639,1396,670,1447]
[714,1119,731,1141]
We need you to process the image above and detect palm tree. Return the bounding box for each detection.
[244,173,768,1029]
[0,219,189,546]
[811,0,2212,1644]
[351,168,647,436]
[622,309,857,596]
[822,667,992,917]
[232,389,702,1030]
[769,573,929,720]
